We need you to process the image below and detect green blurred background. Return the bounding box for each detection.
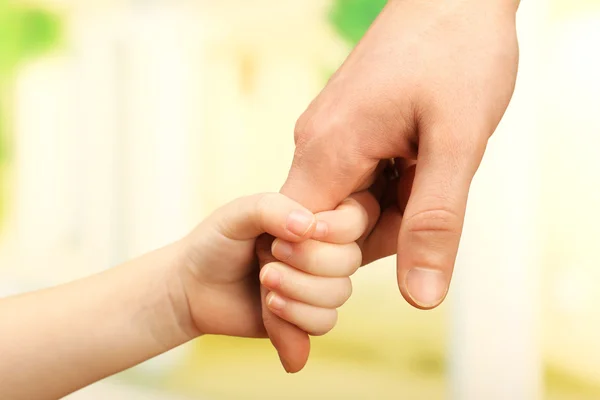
[0,1,60,222]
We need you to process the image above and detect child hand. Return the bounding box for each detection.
[176,192,375,342]
[0,191,378,399]
[256,191,380,372]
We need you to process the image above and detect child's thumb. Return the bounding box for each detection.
[213,193,317,242]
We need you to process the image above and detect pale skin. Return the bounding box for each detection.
[0,192,375,399]
[261,0,522,373]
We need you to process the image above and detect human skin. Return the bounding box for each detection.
[0,193,372,399]
[261,0,521,373]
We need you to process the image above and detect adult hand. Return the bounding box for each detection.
[260,0,520,373]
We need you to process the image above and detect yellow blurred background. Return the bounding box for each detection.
[1,1,599,399]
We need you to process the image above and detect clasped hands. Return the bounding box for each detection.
[255,0,520,373]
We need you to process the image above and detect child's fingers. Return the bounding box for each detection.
[266,292,338,337]
[257,235,310,374]
[311,191,381,244]
[214,193,316,242]
[271,238,361,277]
[260,262,352,308]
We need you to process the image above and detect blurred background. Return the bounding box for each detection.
[0,0,599,399]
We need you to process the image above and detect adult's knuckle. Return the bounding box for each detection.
[293,107,377,191]
[293,111,310,145]
[404,207,462,237]
[295,109,345,146]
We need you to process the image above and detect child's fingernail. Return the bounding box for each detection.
[405,267,447,309]
[271,239,293,261]
[260,265,282,288]
[267,292,286,312]
[286,210,315,237]
[313,221,328,239]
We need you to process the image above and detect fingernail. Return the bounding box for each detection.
[260,265,282,288]
[286,210,315,237]
[272,239,293,261]
[267,292,286,312]
[405,268,447,308]
[312,221,328,240]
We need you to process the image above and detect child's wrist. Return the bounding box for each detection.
[149,241,203,344]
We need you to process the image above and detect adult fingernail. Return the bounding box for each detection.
[286,210,315,237]
[267,292,286,312]
[312,221,328,240]
[260,265,282,289]
[405,268,447,309]
[272,239,293,261]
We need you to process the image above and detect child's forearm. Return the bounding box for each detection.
[0,243,198,400]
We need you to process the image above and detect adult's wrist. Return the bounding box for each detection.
[454,0,520,14]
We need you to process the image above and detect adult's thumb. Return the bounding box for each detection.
[397,129,486,310]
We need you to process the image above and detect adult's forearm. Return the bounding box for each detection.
[387,0,520,13]
[457,0,520,13]
[476,0,520,13]
[0,243,196,400]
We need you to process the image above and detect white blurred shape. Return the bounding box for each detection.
[450,0,546,399]
[13,58,75,253]
[542,11,600,384]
